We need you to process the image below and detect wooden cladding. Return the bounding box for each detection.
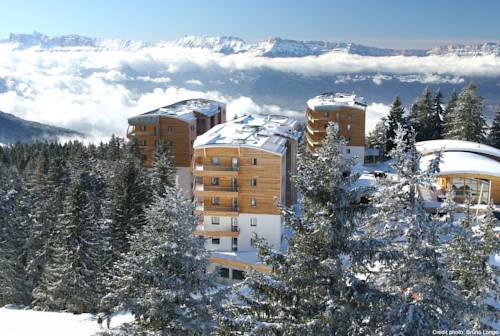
[127,109,225,168]
[193,147,283,215]
[306,106,365,152]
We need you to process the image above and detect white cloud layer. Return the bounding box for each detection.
[0,45,496,142]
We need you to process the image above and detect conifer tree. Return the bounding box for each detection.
[367,117,387,158]
[386,96,405,151]
[33,163,106,313]
[151,141,176,196]
[430,89,444,139]
[443,84,487,142]
[105,186,215,335]
[411,87,434,141]
[218,124,388,335]
[103,153,150,262]
[442,89,458,138]
[487,110,500,148]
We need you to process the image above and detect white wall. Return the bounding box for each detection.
[201,214,282,252]
[176,167,193,199]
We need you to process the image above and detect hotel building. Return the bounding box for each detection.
[306,92,366,164]
[127,99,226,196]
[192,114,299,281]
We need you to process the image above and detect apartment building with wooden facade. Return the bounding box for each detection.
[127,99,226,196]
[306,92,367,164]
[192,114,299,281]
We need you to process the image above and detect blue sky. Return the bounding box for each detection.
[0,0,499,48]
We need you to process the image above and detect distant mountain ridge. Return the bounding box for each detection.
[2,32,499,57]
[0,111,83,144]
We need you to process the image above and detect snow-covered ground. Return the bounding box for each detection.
[0,307,133,336]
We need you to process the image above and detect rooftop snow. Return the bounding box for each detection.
[307,92,367,111]
[128,99,225,124]
[420,151,500,178]
[416,139,500,159]
[193,114,299,154]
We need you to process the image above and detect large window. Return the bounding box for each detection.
[232,270,245,280]
[450,177,490,204]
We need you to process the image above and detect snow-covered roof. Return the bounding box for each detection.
[307,92,367,111]
[420,151,500,178]
[193,114,300,155]
[416,139,500,159]
[128,99,225,124]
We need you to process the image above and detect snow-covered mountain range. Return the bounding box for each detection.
[3,32,499,57]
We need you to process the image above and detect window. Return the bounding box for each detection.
[140,125,146,132]
[211,197,220,205]
[323,111,329,118]
[251,158,257,165]
[140,139,147,146]
[250,198,257,207]
[190,125,195,132]
[347,113,352,121]
[250,238,256,247]
[219,267,229,278]
[212,156,220,165]
[232,270,245,280]
[251,178,257,187]
[211,238,220,245]
[167,127,173,132]
[211,216,220,225]
[211,177,220,186]
[347,124,352,131]
[250,218,257,227]
[346,148,351,154]
[336,112,340,120]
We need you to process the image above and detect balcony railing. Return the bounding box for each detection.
[195,204,240,213]
[194,183,239,192]
[194,164,239,172]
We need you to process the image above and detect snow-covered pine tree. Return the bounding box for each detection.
[0,166,30,306]
[487,110,500,148]
[102,152,150,263]
[33,156,107,313]
[443,84,487,142]
[443,198,500,328]
[367,117,388,158]
[442,89,458,137]
[411,87,434,141]
[151,141,176,196]
[218,124,389,335]
[386,96,406,151]
[363,125,497,333]
[430,89,444,140]
[104,186,215,335]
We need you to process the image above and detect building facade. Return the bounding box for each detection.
[192,114,299,281]
[306,92,366,164]
[127,99,226,197]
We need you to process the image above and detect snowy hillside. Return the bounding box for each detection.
[2,32,499,57]
[0,307,133,336]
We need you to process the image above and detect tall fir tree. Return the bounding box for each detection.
[151,141,176,196]
[429,89,444,139]
[386,96,406,152]
[443,84,487,142]
[218,124,389,335]
[441,89,458,138]
[411,87,434,141]
[367,117,387,158]
[104,186,216,335]
[33,159,107,313]
[103,153,150,263]
[487,110,500,148]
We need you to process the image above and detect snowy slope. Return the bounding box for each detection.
[0,307,134,336]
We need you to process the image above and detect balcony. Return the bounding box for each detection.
[193,164,239,177]
[194,204,240,216]
[306,124,326,135]
[193,183,239,197]
[193,225,240,238]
